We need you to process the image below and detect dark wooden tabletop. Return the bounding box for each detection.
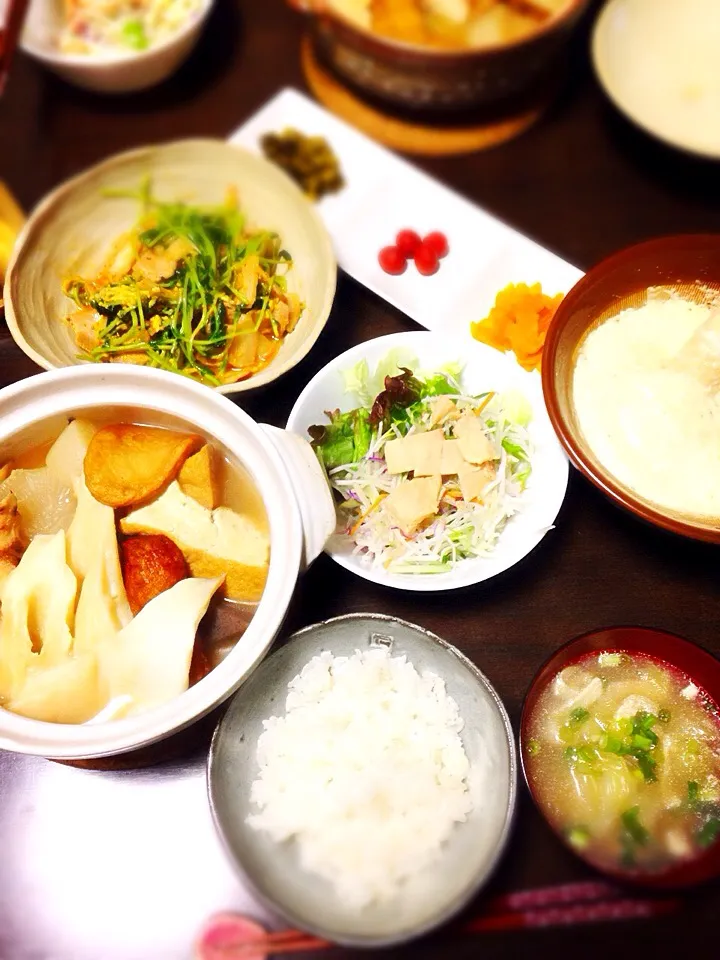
[1,1,720,958]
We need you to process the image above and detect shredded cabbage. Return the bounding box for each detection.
[312,354,533,575]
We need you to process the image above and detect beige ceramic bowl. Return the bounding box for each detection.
[4,140,337,395]
[21,0,215,94]
[592,0,720,159]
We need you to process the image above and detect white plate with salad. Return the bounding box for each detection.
[287,332,569,592]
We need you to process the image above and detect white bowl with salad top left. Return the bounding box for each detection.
[287,331,569,592]
[21,0,215,93]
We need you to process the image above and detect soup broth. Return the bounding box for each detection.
[0,416,270,724]
[525,652,720,872]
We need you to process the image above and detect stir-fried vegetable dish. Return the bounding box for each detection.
[308,351,532,574]
[525,652,720,872]
[62,184,303,386]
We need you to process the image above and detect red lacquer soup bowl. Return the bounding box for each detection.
[520,626,720,888]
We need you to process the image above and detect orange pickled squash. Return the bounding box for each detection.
[470,282,564,372]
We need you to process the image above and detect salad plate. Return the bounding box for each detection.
[287,331,569,592]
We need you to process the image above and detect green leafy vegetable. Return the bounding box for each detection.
[620,806,649,865]
[369,368,423,428]
[308,408,372,469]
[598,652,623,668]
[697,817,720,849]
[565,745,598,765]
[499,389,532,427]
[501,438,527,460]
[526,738,541,757]
[121,18,148,50]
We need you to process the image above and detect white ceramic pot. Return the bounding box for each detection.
[0,365,336,759]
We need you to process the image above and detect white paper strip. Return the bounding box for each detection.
[229,88,583,337]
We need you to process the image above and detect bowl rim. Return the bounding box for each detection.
[591,0,720,161]
[0,363,304,758]
[519,625,720,889]
[207,610,518,948]
[541,233,720,544]
[312,0,590,60]
[20,0,215,67]
[286,328,570,592]
[3,138,337,395]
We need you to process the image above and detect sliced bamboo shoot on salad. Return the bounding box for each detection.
[308,351,533,574]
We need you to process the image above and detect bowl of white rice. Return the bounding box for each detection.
[208,612,516,947]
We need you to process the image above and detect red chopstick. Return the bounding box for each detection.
[465,894,681,933]
[0,0,29,95]
[196,881,681,958]
[483,879,621,914]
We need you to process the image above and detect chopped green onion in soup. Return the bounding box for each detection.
[525,652,720,873]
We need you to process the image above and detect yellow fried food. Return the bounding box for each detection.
[83,424,204,508]
[178,444,219,510]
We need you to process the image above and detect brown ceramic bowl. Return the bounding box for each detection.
[289,0,591,111]
[542,234,720,543]
[520,626,720,888]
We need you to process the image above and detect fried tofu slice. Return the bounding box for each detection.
[84,424,204,508]
[120,481,269,602]
[178,445,219,510]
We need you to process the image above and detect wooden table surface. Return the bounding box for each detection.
[1,2,720,958]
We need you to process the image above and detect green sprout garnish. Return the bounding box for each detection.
[63,183,301,386]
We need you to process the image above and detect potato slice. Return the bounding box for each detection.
[84,424,203,508]
[178,445,219,510]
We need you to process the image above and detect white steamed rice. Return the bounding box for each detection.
[246,647,473,908]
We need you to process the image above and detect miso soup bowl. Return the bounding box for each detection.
[0,364,336,760]
[542,234,720,543]
[520,626,720,888]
